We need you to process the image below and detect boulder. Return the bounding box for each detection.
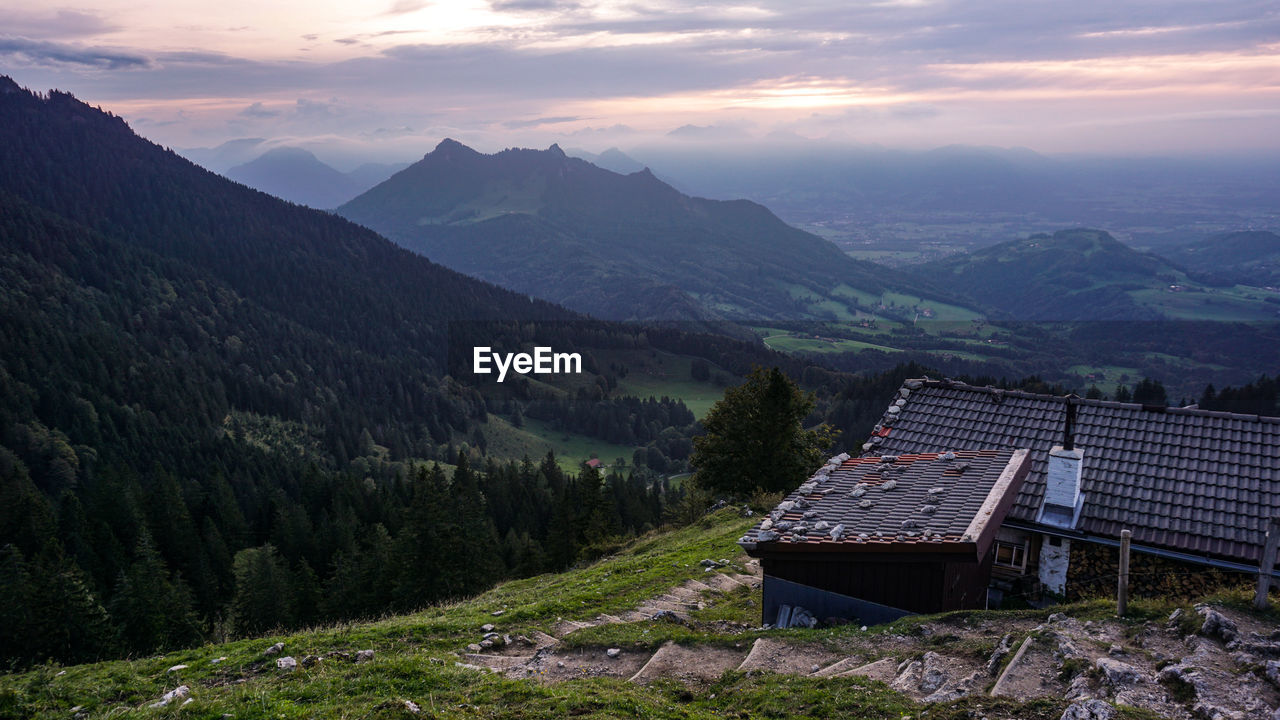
[1095,658,1142,687]
[922,669,984,703]
[355,649,374,663]
[1064,674,1094,701]
[1060,699,1116,720]
[276,656,297,671]
[481,623,495,632]
[1196,606,1239,644]
[650,609,686,625]
[919,652,949,694]
[891,658,922,693]
[606,648,621,658]
[148,685,190,709]
[264,642,285,656]
[166,664,187,673]
[405,700,421,714]
[1266,660,1280,688]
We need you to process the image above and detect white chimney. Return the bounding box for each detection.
[1039,445,1084,528]
[1038,398,1085,528]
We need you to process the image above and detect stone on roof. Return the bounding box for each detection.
[868,378,1280,562]
[739,449,1030,557]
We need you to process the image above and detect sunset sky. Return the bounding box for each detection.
[2,1,1278,164]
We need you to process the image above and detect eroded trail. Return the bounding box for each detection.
[457,569,1280,719]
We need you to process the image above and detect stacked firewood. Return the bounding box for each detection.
[1065,543,1248,601]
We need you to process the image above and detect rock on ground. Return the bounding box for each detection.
[1197,606,1240,644]
[1095,657,1142,687]
[148,685,190,708]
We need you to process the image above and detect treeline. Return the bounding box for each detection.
[524,392,695,445]
[1199,375,1279,416]
[0,448,673,668]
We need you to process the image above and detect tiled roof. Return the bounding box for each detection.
[865,379,1280,563]
[739,449,1030,556]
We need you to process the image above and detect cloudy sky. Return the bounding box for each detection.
[2,0,1278,165]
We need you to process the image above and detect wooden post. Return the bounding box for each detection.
[1254,517,1280,610]
[1117,529,1131,617]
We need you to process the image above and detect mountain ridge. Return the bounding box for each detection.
[224,146,363,209]
[338,139,962,323]
[906,228,1279,321]
[1162,230,1280,288]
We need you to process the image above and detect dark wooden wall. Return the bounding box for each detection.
[761,550,991,615]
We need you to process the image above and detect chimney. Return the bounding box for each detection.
[1038,398,1084,528]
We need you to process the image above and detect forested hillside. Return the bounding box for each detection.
[1163,230,1280,288]
[907,228,1279,321]
[0,78,710,668]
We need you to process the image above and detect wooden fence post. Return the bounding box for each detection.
[1254,517,1280,610]
[1117,529,1131,617]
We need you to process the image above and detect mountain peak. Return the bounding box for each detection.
[430,138,481,161]
[547,143,566,158]
[0,75,22,95]
[258,146,320,161]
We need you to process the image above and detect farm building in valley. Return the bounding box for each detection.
[741,378,1280,625]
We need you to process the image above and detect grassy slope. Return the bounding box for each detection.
[477,347,734,472]
[0,511,748,719]
[4,509,1267,720]
[484,415,643,474]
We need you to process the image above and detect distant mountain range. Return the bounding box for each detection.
[338,139,964,323]
[907,229,1280,321]
[222,147,409,209]
[565,147,646,175]
[1159,230,1280,288]
[615,142,1280,248]
[224,147,362,208]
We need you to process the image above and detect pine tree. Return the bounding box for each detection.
[545,478,580,570]
[578,465,613,548]
[0,544,32,665]
[691,366,836,495]
[110,531,203,654]
[1132,377,1168,406]
[230,544,293,636]
[291,560,321,627]
[392,464,449,609]
[438,453,502,596]
[26,541,116,664]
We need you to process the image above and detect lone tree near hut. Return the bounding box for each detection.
[691,366,836,495]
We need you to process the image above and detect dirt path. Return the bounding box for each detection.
[456,573,1280,719]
